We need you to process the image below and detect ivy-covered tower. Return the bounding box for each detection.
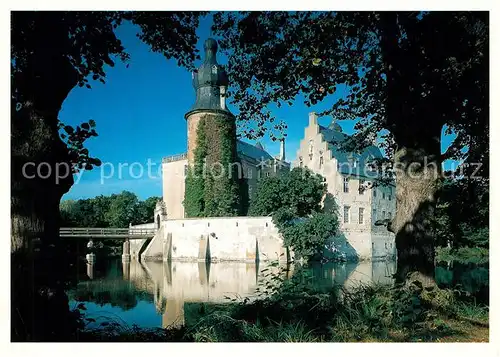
[184,38,243,217]
[185,38,235,164]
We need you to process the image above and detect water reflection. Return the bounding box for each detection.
[70,259,398,329]
[69,258,490,330]
[123,260,396,328]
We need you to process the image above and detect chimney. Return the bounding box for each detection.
[220,86,226,110]
[279,138,286,161]
[309,112,318,126]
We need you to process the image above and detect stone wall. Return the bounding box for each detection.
[162,158,187,220]
[129,222,156,260]
[142,216,288,263]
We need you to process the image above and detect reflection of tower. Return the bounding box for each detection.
[164,261,172,286]
[198,261,210,286]
[86,263,94,280]
[122,261,130,281]
[162,298,185,329]
[185,38,235,165]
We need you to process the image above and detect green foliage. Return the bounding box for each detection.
[435,177,489,249]
[184,115,244,218]
[60,191,160,228]
[12,12,205,175]
[182,265,489,342]
[57,119,101,173]
[184,118,207,217]
[212,12,488,174]
[275,211,339,261]
[248,167,337,260]
[436,246,489,265]
[204,115,242,217]
[249,167,327,217]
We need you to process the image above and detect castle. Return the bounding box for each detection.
[154,38,395,262]
[161,38,290,220]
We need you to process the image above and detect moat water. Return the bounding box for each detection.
[67,258,488,330]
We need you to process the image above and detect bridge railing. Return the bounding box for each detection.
[60,227,157,239]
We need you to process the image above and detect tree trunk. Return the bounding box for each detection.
[11,101,77,340]
[390,147,441,287]
[11,52,78,339]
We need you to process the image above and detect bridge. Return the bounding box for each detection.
[60,227,158,263]
[60,227,157,239]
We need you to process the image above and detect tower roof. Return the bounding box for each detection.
[185,38,233,118]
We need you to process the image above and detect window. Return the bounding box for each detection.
[247,168,252,179]
[373,187,377,197]
[266,172,270,177]
[353,159,358,168]
[299,157,303,168]
[184,164,188,176]
[308,140,314,160]
[343,206,350,223]
[319,156,324,169]
[257,168,262,179]
[343,176,349,193]
[359,208,365,224]
[373,209,377,223]
[359,180,365,195]
[382,190,385,200]
[382,210,386,219]
[388,187,392,201]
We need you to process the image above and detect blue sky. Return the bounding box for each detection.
[61,14,457,201]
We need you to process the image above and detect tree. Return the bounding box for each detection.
[136,196,161,224]
[212,11,488,284]
[104,191,139,227]
[11,11,204,341]
[435,177,489,249]
[249,167,327,217]
[249,167,338,260]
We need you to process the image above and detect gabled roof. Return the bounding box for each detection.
[236,140,274,162]
[318,126,383,177]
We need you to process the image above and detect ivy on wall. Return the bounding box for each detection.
[204,114,241,217]
[184,118,207,217]
[184,114,247,217]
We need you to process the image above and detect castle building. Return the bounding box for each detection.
[162,38,290,219]
[159,38,395,261]
[292,113,396,260]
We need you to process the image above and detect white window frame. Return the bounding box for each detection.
[343,205,350,224]
[343,176,349,193]
[358,207,364,224]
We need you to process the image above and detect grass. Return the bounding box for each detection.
[72,282,489,342]
[436,246,489,265]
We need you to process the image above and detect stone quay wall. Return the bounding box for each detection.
[142,216,290,263]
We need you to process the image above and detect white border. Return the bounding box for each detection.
[1,2,498,357]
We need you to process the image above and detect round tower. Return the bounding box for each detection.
[185,38,234,164]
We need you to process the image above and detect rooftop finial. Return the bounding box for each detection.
[203,38,218,64]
